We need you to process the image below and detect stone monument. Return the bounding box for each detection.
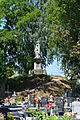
[28,39,47,75]
[34,40,42,74]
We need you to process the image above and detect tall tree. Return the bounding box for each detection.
[45,0,80,95]
[0,0,35,83]
[0,0,49,84]
[0,49,6,84]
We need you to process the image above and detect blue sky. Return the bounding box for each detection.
[46,59,65,77]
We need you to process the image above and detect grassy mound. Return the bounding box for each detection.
[7,74,71,98]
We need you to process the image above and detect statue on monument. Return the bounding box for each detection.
[28,39,47,75]
[34,40,40,58]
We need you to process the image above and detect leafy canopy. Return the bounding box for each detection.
[46,0,80,79]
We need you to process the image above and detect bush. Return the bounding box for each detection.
[28,109,73,120]
[44,115,73,120]
[7,113,14,120]
[43,115,58,120]
[28,109,45,120]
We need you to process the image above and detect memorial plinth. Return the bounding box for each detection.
[34,56,42,74]
[29,39,46,75]
[34,40,42,74]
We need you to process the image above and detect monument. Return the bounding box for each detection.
[28,39,46,75]
[34,40,42,74]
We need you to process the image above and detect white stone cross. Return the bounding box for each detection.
[12,91,16,104]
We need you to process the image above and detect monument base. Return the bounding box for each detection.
[34,69,42,75]
[28,69,47,75]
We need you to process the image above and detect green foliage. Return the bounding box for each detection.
[15,96,21,104]
[6,113,14,120]
[43,115,58,120]
[0,49,6,84]
[59,115,73,120]
[7,74,50,92]
[28,109,45,120]
[45,0,80,80]
[43,115,73,120]
[75,81,80,94]
[28,109,73,120]
[0,0,79,87]
[0,0,49,83]
[0,0,36,83]
[6,67,14,77]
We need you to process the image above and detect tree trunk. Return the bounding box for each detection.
[0,84,5,99]
[72,80,77,97]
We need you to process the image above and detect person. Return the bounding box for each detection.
[21,97,25,105]
[49,94,54,115]
[32,97,36,107]
[50,94,53,102]
[49,101,53,115]
[45,101,50,116]
[28,94,30,100]
[38,96,41,109]
[27,94,30,106]
[64,99,68,108]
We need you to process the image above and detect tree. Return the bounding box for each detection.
[45,0,80,95]
[0,0,49,84]
[0,0,37,73]
[0,49,6,84]
[0,0,34,84]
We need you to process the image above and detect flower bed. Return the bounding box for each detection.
[28,109,74,120]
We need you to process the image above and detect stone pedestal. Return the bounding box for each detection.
[34,40,42,75]
[34,69,42,74]
[43,69,47,75]
[34,57,42,74]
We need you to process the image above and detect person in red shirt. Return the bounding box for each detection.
[49,100,53,115]
[49,102,53,109]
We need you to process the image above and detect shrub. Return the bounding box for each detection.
[28,109,45,120]
[43,115,58,120]
[28,109,73,120]
[7,113,14,120]
[43,115,73,120]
